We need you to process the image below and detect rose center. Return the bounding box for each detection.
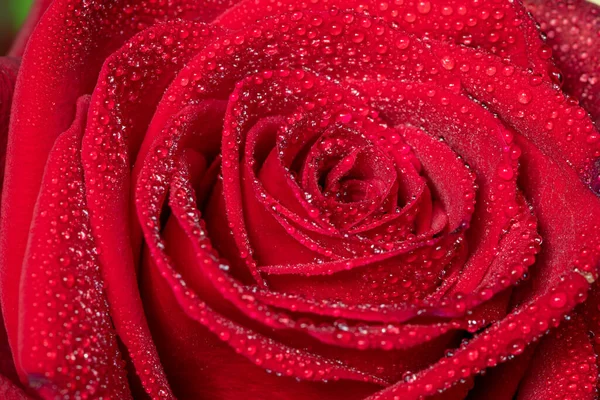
[300,128,399,230]
[316,144,393,203]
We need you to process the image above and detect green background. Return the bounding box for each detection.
[1,0,33,53]
[9,0,33,29]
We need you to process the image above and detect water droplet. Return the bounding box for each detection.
[417,1,431,14]
[549,292,567,309]
[441,56,455,70]
[517,90,532,104]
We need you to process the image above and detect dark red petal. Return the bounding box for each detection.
[0,57,19,197]
[216,0,549,73]
[0,57,20,390]
[400,126,476,233]
[0,315,17,385]
[19,97,131,399]
[365,37,600,400]
[427,42,599,183]
[0,0,224,378]
[82,21,223,399]
[0,57,20,391]
[140,251,380,400]
[0,373,31,400]
[576,281,600,394]
[135,104,388,385]
[516,314,597,400]
[429,380,473,400]
[524,0,600,124]
[364,80,539,309]
[366,272,591,399]
[466,347,535,400]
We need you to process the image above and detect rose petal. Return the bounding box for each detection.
[581,282,600,394]
[467,347,535,400]
[6,3,599,400]
[428,42,599,186]
[0,57,20,388]
[134,106,390,385]
[516,314,597,400]
[0,57,19,199]
[140,251,381,400]
[216,0,549,74]
[82,21,224,399]
[0,0,224,385]
[364,32,600,400]
[0,373,31,400]
[366,272,591,399]
[400,126,476,233]
[19,96,131,398]
[364,80,539,309]
[524,0,600,124]
[429,380,474,400]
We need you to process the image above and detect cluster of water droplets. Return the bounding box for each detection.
[12,0,600,399]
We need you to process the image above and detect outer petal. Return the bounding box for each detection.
[524,0,600,124]
[0,1,227,396]
[466,348,535,400]
[19,97,131,399]
[0,57,19,197]
[516,314,597,400]
[1,0,217,356]
[82,20,224,399]
[579,282,600,394]
[140,251,380,400]
[0,57,19,387]
[366,272,591,399]
[0,374,31,400]
[216,0,550,74]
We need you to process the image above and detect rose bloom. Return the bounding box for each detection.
[0,0,599,399]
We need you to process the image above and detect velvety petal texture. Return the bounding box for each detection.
[0,56,21,396]
[1,1,600,400]
[0,57,18,198]
[524,0,600,125]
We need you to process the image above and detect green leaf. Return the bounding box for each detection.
[9,0,34,29]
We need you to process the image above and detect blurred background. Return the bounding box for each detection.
[0,0,33,54]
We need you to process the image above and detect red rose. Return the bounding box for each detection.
[0,0,599,399]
